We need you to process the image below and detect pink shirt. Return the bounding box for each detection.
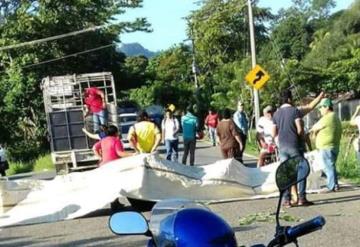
[205,113,219,128]
[84,87,104,113]
[94,136,124,166]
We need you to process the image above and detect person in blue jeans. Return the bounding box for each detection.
[310,98,342,193]
[233,101,249,163]
[272,89,314,207]
[181,105,198,166]
[161,109,180,161]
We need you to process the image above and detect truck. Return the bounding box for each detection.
[41,72,119,174]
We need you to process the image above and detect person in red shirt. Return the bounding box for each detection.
[84,87,107,132]
[204,108,219,146]
[93,125,133,166]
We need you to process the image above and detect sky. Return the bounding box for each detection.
[118,0,353,52]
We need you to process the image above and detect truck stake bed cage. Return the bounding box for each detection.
[42,72,118,173]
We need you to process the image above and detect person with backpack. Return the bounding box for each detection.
[161,109,180,161]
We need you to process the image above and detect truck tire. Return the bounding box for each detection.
[127,197,156,212]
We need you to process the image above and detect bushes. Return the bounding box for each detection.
[6,139,43,163]
[7,153,54,176]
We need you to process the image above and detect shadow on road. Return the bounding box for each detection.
[313,193,360,206]
[233,225,258,232]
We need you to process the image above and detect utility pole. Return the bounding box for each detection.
[189,24,199,89]
[247,0,260,125]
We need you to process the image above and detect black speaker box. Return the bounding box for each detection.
[49,110,89,151]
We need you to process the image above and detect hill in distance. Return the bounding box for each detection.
[119,43,158,58]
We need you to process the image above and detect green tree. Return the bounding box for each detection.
[186,0,272,111]
[128,44,195,111]
[0,0,149,161]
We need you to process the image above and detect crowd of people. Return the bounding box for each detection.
[79,85,360,208]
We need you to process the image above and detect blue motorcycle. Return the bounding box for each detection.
[108,156,325,247]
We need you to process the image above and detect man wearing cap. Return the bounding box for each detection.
[310,98,342,193]
[233,101,248,162]
[256,105,276,167]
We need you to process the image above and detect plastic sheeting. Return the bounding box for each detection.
[0,151,322,227]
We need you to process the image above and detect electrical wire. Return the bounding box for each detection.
[0,24,111,52]
[22,43,116,69]
[0,43,116,74]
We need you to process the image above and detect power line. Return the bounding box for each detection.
[0,24,111,52]
[23,43,116,68]
[0,43,116,74]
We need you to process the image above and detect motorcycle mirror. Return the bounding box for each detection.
[274,156,310,230]
[275,156,310,193]
[109,212,149,235]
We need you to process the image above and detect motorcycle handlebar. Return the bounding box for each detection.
[267,216,325,247]
[286,216,326,240]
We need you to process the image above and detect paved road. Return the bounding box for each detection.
[1,140,360,246]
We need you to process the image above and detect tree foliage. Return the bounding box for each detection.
[0,0,149,161]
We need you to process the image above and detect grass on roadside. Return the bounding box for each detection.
[6,153,54,176]
[337,137,360,184]
[33,154,54,172]
[244,130,260,157]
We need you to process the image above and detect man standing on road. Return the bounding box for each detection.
[161,109,180,161]
[272,89,313,207]
[181,105,198,166]
[128,110,161,154]
[310,98,342,193]
[205,108,219,146]
[233,101,248,163]
[216,109,243,159]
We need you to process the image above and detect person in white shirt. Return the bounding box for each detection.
[256,105,277,167]
[350,105,360,162]
[0,144,9,177]
[161,109,180,161]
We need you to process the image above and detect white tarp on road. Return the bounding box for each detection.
[0,152,322,227]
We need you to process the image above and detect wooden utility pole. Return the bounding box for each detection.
[247,0,260,125]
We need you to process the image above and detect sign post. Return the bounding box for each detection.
[247,0,260,125]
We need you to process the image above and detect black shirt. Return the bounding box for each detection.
[273,105,302,149]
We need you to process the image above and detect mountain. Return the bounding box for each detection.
[119,43,158,58]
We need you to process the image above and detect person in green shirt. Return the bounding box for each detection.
[310,98,342,193]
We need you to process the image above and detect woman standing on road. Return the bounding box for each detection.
[216,109,243,160]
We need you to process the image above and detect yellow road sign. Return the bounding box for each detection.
[245,64,270,90]
[168,104,176,112]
